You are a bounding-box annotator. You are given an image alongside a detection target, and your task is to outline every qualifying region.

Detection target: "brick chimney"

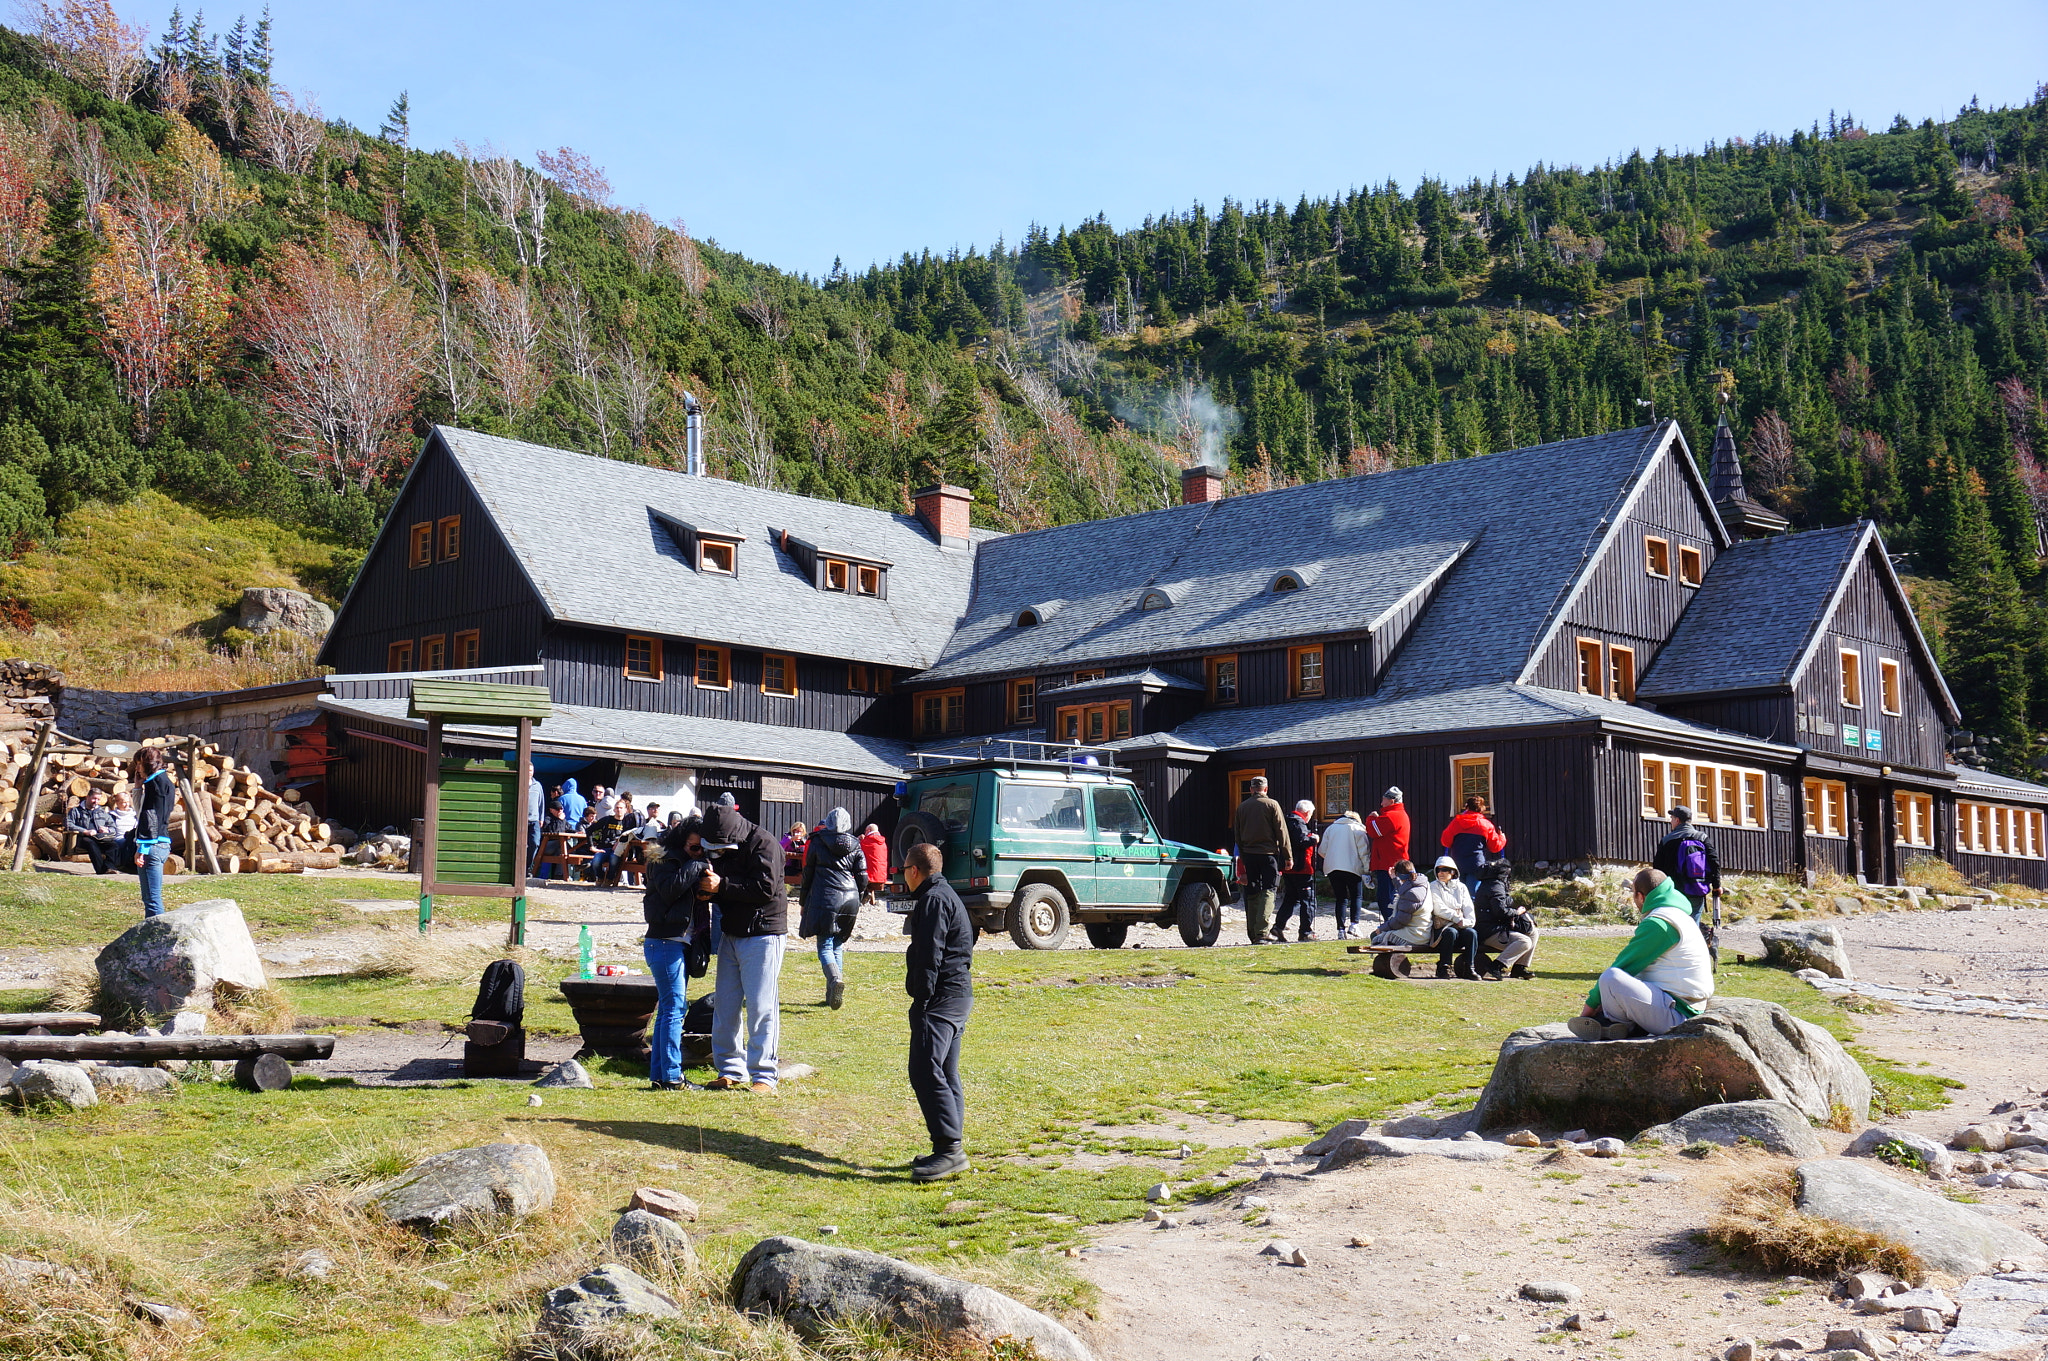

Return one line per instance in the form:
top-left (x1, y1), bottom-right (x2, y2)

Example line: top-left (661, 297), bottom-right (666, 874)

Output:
top-left (1181, 465), bottom-right (1225, 505)
top-left (913, 484), bottom-right (973, 547)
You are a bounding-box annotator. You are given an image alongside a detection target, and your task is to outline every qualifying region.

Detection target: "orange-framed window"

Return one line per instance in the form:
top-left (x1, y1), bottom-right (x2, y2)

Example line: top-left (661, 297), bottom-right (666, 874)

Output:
top-left (1894, 792), bottom-right (1933, 848)
top-left (1451, 754), bottom-right (1493, 814)
top-left (1313, 763), bottom-right (1353, 820)
top-left (453, 630), bottom-right (480, 669)
top-left (694, 645), bottom-right (729, 689)
top-left (849, 663), bottom-right (868, 692)
top-left (1009, 677), bottom-right (1036, 725)
top-left (1609, 646), bottom-right (1636, 702)
top-left (1641, 757), bottom-right (1664, 818)
top-left (823, 559), bottom-right (849, 591)
top-left (1056, 702), bottom-right (1129, 745)
top-left (437, 515), bottom-right (461, 561)
top-left (1207, 655), bottom-right (1239, 705)
top-left (1803, 778), bottom-right (1847, 837)
top-left (419, 634), bottom-right (446, 671)
top-left (1290, 645), bottom-right (1325, 698)
top-left (387, 639), bottom-right (414, 671)
top-left (408, 522), bottom-right (433, 569)
top-left (1644, 536), bottom-right (1670, 579)
top-left (871, 666), bottom-right (891, 693)
top-left (1227, 768), bottom-right (1266, 822)
top-left (1646, 757), bottom-right (1766, 828)
top-left (1576, 639), bottom-right (1603, 696)
top-left (624, 635), bottom-right (663, 681)
top-left (1677, 544), bottom-right (1702, 587)
top-left (856, 564), bottom-right (881, 596)
top-left (1879, 658), bottom-right (1901, 715)
top-left (1073, 669), bottom-right (1105, 684)
top-left (699, 539), bottom-right (737, 575)
top-left (1839, 649), bottom-right (1862, 708)
top-left (919, 689), bottom-right (966, 737)
top-left (1742, 773), bottom-right (1764, 828)
top-left (762, 653), bottom-right (798, 697)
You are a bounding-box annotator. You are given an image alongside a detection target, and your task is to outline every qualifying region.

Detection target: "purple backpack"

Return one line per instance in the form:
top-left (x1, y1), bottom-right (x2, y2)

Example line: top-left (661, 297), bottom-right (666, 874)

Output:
top-left (1675, 838), bottom-right (1711, 897)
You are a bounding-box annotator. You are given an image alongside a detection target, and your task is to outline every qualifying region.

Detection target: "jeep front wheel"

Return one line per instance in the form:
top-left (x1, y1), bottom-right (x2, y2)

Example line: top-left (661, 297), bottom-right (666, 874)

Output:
top-left (1083, 922), bottom-right (1129, 950)
top-left (1008, 884), bottom-right (1070, 950)
top-left (1175, 880), bottom-right (1222, 948)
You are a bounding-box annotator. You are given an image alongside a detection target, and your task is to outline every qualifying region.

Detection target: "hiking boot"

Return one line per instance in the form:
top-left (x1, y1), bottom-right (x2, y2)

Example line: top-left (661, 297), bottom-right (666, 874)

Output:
top-left (1567, 1016), bottom-right (1604, 1041)
top-left (1435, 961), bottom-right (1453, 979)
top-left (647, 1080), bottom-right (682, 1091)
top-left (749, 1080), bottom-right (779, 1095)
top-left (911, 1148), bottom-right (969, 1182)
top-left (1600, 1021), bottom-right (1639, 1041)
top-left (1510, 964), bottom-right (1533, 980)
top-left (1298, 932), bottom-right (1315, 942)
top-left (826, 979), bottom-right (844, 1010)
top-left (1479, 962), bottom-right (1505, 982)
top-left (705, 1076), bottom-right (743, 1091)
top-left (1454, 959), bottom-right (1479, 981)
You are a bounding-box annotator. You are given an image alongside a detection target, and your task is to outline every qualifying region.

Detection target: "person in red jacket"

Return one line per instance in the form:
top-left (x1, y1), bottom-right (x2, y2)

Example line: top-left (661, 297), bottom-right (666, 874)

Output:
top-left (1364, 787), bottom-right (1411, 917)
top-left (1440, 796), bottom-right (1508, 897)
top-left (1274, 800), bottom-right (1321, 941)
top-left (859, 823), bottom-right (890, 905)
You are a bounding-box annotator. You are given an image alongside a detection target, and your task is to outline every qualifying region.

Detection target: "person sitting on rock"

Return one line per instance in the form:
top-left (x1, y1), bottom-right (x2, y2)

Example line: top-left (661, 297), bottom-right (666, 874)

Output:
top-left (1472, 859), bottom-right (1537, 980)
top-left (1571, 867), bottom-right (1714, 1040)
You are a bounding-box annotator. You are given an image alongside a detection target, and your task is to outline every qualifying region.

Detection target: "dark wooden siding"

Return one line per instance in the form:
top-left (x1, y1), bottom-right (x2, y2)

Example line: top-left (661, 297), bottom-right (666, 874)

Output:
top-left (325, 714), bottom-right (428, 831)
top-left (328, 669), bottom-right (544, 699)
top-left (1790, 546), bottom-right (1949, 774)
top-left (1596, 739), bottom-right (1798, 871)
top-left (766, 775), bottom-right (900, 847)
top-left (322, 437), bottom-right (548, 674)
top-left (1953, 850), bottom-right (2048, 889)
top-left (541, 625), bottom-right (895, 734)
top-left (1656, 696), bottom-right (1799, 747)
top-left (1532, 447), bottom-right (1721, 691)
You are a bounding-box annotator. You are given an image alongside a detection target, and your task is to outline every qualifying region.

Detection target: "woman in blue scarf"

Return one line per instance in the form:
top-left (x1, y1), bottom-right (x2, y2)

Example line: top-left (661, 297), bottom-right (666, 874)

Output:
top-left (128, 747), bottom-right (177, 917)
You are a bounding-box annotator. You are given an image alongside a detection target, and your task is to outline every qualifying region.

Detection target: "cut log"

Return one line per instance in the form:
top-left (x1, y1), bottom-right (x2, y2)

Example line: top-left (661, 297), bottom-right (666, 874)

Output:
top-left (0, 1013), bottom-right (99, 1035)
top-left (235, 1053), bottom-right (294, 1091)
top-left (30, 827), bottom-right (61, 858)
top-left (281, 788), bottom-right (302, 803)
top-left (65, 776), bottom-right (90, 798)
top-left (0, 1034), bottom-right (333, 1061)
top-left (257, 858), bottom-right (304, 874)
top-left (220, 855), bottom-right (241, 874)
top-left (265, 850), bottom-right (340, 870)
top-left (165, 854), bottom-right (185, 875)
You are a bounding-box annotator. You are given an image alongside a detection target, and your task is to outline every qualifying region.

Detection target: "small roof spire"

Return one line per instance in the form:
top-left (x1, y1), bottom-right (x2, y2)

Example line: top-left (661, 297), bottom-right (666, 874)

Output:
top-left (1707, 397), bottom-right (1789, 540)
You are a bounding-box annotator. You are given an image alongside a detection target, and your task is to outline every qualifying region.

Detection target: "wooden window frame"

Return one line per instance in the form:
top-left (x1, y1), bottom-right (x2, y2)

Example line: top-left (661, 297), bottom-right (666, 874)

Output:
top-left (855, 564), bottom-right (881, 596)
top-left (1803, 777), bottom-right (1847, 838)
top-left (1838, 648), bottom-right (1862, 709)
top-left (453, 630), bottom-right (480, 669)
top-left (1717, 768), bottom-right (1739, 825)
top-left (1289, 644), bottom-right (1325, 698)
top-left (1879, 658), bottom-right (1901, 716)
top-left (1009, 677), bottom-right (1037, 726)
top-left (419, 634), bottom-right (446, 672)
top-left (1640, 758), bottom-right (1665, 819)
top-left (1227, 768), bottom-right (1266, 824)
top-left (408, 522), bottom-right (433, 569)
top-left (1742, 773), bottom-right (1764, 828)
top-left (873, 666), bottom-right (892, 694)
top-left (761, 652), bottom-right (798, 698)
top-left (1644, 535), bottom-right (1670, 579)
top-left (693, 644), bottom-right (729, 690)
top-left (1576, 638), bottom-right (1603, 696)
top-left (849, 663), bottom-right (868, 693)
top-left (1313, 762), bottom-right (1354, 820)
top-left (1894, 791), bottom-right (1934, 848)
top-left (387, 639), bottom-right (414, 671)
top-left (1073, 669), bottom-right (1106, 684)
top-left (1677, 544), bottom-right (1702, 587)
top-left (624, 635), bottom-right (663, 682)
top-left (698, 538), bottom-right (737, 575)
top-left (919, 688), bottom-right (966, 738)
top-left (1956, 800), bottom-right (2044, 858)
top-left (1609, 645), bottom-right (1636, 702)
top-left (1207, 655), bottom-right (1239, 705)
top-left (823, 559), bottom-right (849, 592)
top-left (1057, 701), bottom-right (1130, 745)
top-left (1450, 753), bottom-right (1493, 815)
top-left (437, 515), bottom-right (461, 562)
top-left (1648, 757), bottom-right (1769, 829)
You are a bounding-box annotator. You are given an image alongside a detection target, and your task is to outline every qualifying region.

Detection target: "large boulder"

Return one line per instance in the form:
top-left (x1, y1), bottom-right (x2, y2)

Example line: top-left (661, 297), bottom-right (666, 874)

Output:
top-left (1760, 924), bottom-right (1854, 979)
top-left (95, 900), bottom-right (266, 1020)
top-left (8, 1060), bottom-right (97, 1110)
top-left (238, 587), bottom-right (335, 639)
top-left (369, 1143), bottom-right (556, 1233)
top-left (1469, 998), bottom-right (1871, 1135)
top-left (1795, 1160), bottom-right (2048, 1278)
top-left (541, 1263), bottom-right (679, 1351)
top-left (731, 1236), bottom-right (1093, 1361)
top-left (1638, 1100), bottom-right (1826, 1158)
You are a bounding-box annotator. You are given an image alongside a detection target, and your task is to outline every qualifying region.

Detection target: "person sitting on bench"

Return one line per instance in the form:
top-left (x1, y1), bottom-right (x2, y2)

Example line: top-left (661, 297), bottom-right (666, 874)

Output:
top-left (66, 790), bottom-right (122, 874)
top-left (1372, 857), bottom-right (1481, 979)
top-left (1369, 859), bottom-right (1429, 952)
top-left (1570, 867), bottom-right (1715, 1040)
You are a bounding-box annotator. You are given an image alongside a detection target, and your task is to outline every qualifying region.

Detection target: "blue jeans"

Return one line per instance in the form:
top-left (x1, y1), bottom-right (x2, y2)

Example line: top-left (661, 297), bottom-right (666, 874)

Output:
top-left (1327, 871), bottom-right (1364, 929)
top-left (1373, 869), bottom-right (1398, 912)
top-left (713, 932), bottom-right (785, 1085)
top-left (642, 936), bottom-right (689, 1084)
top-left (816, 912), bottom-right (856, 984)
top-left (138, 842), bottom-right (168, 917)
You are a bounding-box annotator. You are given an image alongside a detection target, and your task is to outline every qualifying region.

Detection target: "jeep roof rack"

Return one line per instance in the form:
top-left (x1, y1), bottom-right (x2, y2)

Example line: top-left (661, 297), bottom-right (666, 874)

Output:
top-left (903, 738), bottom-right (1130, 775)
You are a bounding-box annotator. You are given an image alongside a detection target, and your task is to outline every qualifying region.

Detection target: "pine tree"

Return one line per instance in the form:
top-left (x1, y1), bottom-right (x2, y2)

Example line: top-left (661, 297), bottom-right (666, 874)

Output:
top-left (1944, 471), bottom-right (2039, 774)
top-left (0, 187), bottom-right (101, 370)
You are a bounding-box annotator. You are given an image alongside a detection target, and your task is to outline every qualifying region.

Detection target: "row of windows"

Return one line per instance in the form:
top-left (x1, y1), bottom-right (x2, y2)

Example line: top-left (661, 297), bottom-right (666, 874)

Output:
top-left (1228, 757), bottom-right (1479, 825)
top-left (619, 635), bottom-right (892, 699)
top-left (1643, 535), bottom-right (1703, 586)
top-left (408, 516), bottom-right (462, 568)
top-left (1894, 792), bottom-right (1935, 848)
top-left (1642, 758), bottom-right (1767, 828)
top-left (1838, 650), bottom-right (1903, 715)
top-left (1803, 778), bottom-right (1849, 838)
top-left (1576, 638), bottom-right (1638, 702)
top-left (1957, 800), bottom-right (2045, 858)
top-left (822, 558), bottom-right (884, 595)
top-left (388, 631), bottom-right (480, 672)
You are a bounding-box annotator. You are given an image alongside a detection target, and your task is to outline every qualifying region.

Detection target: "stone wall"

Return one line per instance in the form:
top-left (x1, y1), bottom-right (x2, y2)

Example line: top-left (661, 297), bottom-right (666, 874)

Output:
top-left (130, 689), bottom-right (322, 774)
top-left (58, 688), bottom-right (212, 741)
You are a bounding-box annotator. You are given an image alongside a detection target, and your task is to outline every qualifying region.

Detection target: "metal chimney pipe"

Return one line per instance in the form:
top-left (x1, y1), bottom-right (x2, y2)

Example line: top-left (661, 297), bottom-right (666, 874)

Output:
top-left (683, 392), bottom-right (703, 476)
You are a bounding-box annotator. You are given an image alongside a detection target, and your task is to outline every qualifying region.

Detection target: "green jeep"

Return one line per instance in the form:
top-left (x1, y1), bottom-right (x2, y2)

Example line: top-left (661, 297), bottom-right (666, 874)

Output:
top-left (890, 756), bottom-right (1232, 950)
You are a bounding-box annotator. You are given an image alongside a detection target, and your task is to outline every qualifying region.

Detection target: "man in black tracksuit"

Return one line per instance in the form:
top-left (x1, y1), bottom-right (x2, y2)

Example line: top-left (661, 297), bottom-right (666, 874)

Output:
top-left (902, 841), bottom-right (973, 1182)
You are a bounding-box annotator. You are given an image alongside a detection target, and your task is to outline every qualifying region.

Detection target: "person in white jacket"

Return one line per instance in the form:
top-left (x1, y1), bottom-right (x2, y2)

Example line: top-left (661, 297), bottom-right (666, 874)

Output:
top-left (1318, 809), bottom-right (1368, 938)
top-left (1422, 854), bottom-right (1480, 980)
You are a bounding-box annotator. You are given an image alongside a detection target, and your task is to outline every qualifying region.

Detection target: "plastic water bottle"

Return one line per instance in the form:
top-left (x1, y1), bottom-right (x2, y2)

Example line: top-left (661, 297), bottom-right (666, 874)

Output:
top-left (577, 924), bottom-right (594, 980)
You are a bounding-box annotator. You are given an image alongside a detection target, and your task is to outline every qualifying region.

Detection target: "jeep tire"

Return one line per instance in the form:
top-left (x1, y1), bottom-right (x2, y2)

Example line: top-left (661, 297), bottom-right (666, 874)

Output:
top-left (1083, 922), bottom-right (1129, 950)
top-left (892, 812), bottom-right (946, 869)
top-left (1175, 879), bottom-right (1222, 948)
top-left (1008, 883), bottom-right (1070, 951)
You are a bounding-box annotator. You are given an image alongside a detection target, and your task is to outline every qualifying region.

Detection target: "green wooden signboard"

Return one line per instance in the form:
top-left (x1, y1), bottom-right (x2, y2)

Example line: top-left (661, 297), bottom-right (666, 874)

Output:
top-left (411, 682), bottom-right (551, 944)
top-left (435, 757), bottom-right (519, 885)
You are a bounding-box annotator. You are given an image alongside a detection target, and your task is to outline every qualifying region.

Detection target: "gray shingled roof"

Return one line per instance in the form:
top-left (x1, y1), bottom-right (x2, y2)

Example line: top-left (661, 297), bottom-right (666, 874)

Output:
top-left (427, 427), bottom-right (989, 671)
top-left (918, 424), bottom-right (1671, 691)
top-left (1042, 667), bottom-right (1204, 697)
top-left (1950, 763), bottom-right (2048, 802)
top-left (1636, 524), bottom-right (1865, 699)
top-left (1171, 682), bottom-right (1794, 758)
top-left (320, 695), bottom-right (912, 780)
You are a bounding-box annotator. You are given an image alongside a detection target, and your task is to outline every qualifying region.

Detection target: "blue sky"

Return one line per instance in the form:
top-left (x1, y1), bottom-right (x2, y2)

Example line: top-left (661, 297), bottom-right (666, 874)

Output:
top-left (115, 0), bottom-right (2048, 277)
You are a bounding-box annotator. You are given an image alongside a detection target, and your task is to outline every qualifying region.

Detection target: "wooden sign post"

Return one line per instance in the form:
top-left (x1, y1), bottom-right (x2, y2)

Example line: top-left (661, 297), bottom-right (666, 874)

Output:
top-left (409, 680), bottom-right (552, 944)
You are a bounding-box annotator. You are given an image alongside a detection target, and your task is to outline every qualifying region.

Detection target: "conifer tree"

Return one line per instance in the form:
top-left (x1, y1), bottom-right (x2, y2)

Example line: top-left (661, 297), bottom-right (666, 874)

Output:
top-left (1944, 466), bottom-right (2039, 774)
top-left (0, 186), bottom-right (100, 369)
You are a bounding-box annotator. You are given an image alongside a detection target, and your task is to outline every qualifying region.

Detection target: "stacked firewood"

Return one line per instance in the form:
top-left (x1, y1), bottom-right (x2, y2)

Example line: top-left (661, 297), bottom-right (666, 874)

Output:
top-left (1, 731), bottom-right (343, 875)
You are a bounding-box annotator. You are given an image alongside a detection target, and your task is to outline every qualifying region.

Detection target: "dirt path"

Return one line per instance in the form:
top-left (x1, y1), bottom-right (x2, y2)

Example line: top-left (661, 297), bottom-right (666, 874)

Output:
top-left (1071, 908), bottom-right (2048, 1361)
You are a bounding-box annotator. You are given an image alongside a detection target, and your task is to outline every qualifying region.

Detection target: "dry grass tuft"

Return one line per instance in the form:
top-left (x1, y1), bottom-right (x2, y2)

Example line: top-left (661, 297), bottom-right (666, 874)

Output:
top-left (210, 981), bottom-right (297, 1034)
top-left (351, 937), bottom-right (536, 985)
top-left (0, 1188), bottom-right (205, 1360)
top-left (44, 961), bottom-right (101, 1015)
top-left (1707, 1168), bottom-right (1923, 1281)
top-left (1900, 857), bottom-right (1972, 895)
top-left (1538, 1146), bottom-right (1588, 1166)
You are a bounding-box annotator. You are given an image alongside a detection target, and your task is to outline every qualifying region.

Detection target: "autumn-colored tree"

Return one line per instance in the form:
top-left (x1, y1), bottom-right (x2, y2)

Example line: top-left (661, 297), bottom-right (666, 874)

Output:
top-left (154, 116), bottom-right (259, 222)
top-left (660, 219), bottom-right (709, 296)
top-left (244, 221), bottom-right (431, 490)
top-left (971, 387), bottom-right (1043, 527)
top-left (1746, 408), bottom-right (1801, 499)
top-left (535, 147), bottom-right (611, 212)
top-left (87, 190), bottom-right (231, 436)
top-left (462, 268), bottom-right (546, 414)
top-left (246, 87), bottom-right (325, 175)
top-left (27, 0), bottom-right (148, 103)
top-left (865, 368), bottom-right (922, 452)
top-left (0, 136), bottom-right (48, 285)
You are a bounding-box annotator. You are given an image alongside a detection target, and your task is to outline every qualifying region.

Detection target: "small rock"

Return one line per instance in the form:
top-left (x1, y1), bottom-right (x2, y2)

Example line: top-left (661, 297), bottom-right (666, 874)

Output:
top-left (1258, 1240), bottom-right (1295, 1257)
top-left (1347, 1235), bottom-right (1373, 1248)
top-left (128, 1299), bottom-right (199, 1330)
top-left (1242, 1197), bottom-right (1270, 1210)
top-left (1842, 1270), bottom-right (1900, 1299)
top-left (1176, 1144), bottom-right (1191, 1159)
top-left (540, 1263), bottom-right (680, 1334)
top-left (1726, 1341), bottom-right (1755, 1361)
top-left (820, 1226), bottom-right (839, 1236)
top-left (1898, 1308), bottom-right (1944, 1333)
top-left (1521, 1280), bottom-right (1583, 1304)
top-left (9, 1060), bottom-right (97, 1110)
top-left (1765, 1339), bottom-right (1811, 1353)
top-left (419, 1277), bottom-right (451, 1292)
top-left (1644, 1173), bottom-right (1685, 1184)
top-left (1561, 1129), bottom-right (1590, 1143)
top-left (2006, 1170), bottom-right (2048, 1190)
top-left (629, 1187), bottom-right (700, 1223)
top-left (286, 1249), bottom-right (333, 1280)
top-left (1953, 1124), bottom-right (2009, 1153)
top-left (1992, 1101), bottom-right (2019, 1115)
top-left (1588, 1137), bottom-right (1625, 1157)
top-left (1844, 1126), bottom-right (1956, 1180)
top-left (1145, 1182), bottom-right (1172, 1203)
top-left (1287, 1248), bottom-right (1307, 1267)
top-left (1142, 1208), bottom-right (1163, 1223)
top-left (1459, 1131), bottom-right (1483, 1142)
top-left (0, 1255), bottom-right (83, 1285)
top-left (533, 1060), bottom-right (593, 1089)
top-left (1561, 1312), bottom-right (1584, 1331)
top-left (1504, 1130), bottom-right (1541, 1147)
top-left (1158, 1216), bottom-right (1180, 1230)
top-left (526, 1094), bottom-right (543, 1107)
top-left (371, 1142), bottom-right (556, 1232)
top-left (609, 1209), bottom-right (696, 1270)
top-left (1824, 1325), bottom-right (1898, 1358)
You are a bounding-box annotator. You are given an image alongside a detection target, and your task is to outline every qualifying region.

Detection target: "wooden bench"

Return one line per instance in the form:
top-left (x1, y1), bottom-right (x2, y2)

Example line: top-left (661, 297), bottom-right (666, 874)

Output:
top-left (1347, 943), bottom-right (1420, 979)
top-left (0, 1012), bottom-right (101, 1035)
top-left (0, 1033), bottom-right (335, 1091)
top-left (534, 830), bottom-right (591, 881)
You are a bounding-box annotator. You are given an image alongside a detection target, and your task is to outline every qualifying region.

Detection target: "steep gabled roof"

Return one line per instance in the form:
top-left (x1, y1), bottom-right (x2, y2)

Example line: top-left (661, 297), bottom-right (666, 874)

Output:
top-left (381, 428), bottom-right (991, 671)
top-left (919, 422), bottom-right (1675, 691)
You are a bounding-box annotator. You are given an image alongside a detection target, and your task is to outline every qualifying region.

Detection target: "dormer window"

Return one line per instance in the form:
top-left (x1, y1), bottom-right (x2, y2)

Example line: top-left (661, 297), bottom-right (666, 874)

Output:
top-left (1273, 574), bottom-right (1301, 592)
top-left (1016, 609), bottom-right (1041, 628)
top-left (1139, 588), bottom-right (1174, 611)
top-left (699, 539), bottom-right (737, 575)
top-left (824, 560), bottom-right (849, 591)
top-left (856, 565), bottom-right (881, 596)
top-left (1268, 566), bottom-right (1317, 594)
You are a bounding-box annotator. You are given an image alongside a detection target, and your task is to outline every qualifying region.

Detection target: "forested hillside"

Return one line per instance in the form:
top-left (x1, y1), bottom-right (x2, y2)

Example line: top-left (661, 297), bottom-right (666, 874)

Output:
top-left (0, 3), bottom-right (2044, 769)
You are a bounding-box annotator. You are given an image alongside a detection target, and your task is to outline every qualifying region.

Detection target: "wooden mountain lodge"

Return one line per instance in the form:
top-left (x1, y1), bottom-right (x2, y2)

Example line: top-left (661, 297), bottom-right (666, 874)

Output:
top-left (137, 420), bottom-right (2048, 889)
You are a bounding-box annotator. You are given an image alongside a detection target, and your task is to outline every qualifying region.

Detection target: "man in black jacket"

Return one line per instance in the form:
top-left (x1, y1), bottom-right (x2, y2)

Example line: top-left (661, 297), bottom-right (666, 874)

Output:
top-left (903, 841), bottom-right (973, 1182)
top-left (701, 798), bottom-right (788, 1093)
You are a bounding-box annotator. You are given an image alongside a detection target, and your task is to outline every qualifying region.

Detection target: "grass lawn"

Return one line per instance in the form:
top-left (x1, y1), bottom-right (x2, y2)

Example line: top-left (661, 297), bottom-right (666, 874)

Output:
top-left (0, 934), bottom-right (1932, 1360)
top-left (0, 871), bottom-right (422, 950)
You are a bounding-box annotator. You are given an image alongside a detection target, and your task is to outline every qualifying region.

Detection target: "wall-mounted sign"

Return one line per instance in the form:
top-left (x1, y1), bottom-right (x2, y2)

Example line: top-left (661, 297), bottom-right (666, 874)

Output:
top-left (1864, 728), bottom-right (1882, 753)
top-left (1843, 724), bottom-right (1862, 749)
top-left (760, 776), bottom-right (805, 804)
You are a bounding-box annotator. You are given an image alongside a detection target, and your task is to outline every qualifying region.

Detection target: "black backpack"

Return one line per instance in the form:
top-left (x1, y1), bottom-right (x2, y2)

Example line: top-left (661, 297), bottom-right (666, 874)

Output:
top-left (470, 959), bottom-right (525, 1026)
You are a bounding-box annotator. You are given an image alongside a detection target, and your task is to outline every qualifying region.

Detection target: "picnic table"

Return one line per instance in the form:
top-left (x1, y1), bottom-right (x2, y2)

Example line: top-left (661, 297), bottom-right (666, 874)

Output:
top-left (534, 829), bottom-right (590, 880)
